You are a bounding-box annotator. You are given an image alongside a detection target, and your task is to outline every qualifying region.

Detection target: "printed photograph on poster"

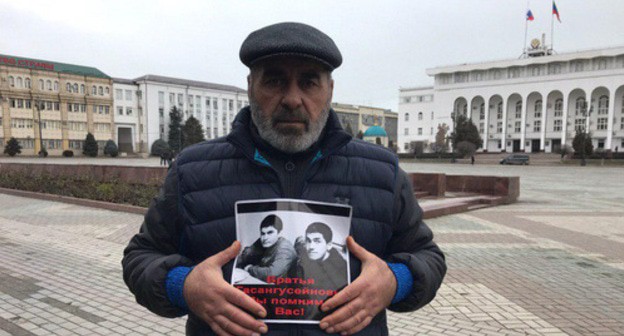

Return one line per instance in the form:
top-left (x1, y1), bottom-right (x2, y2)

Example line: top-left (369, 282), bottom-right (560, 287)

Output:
top-left (232, 199), bottom-right (352, 323)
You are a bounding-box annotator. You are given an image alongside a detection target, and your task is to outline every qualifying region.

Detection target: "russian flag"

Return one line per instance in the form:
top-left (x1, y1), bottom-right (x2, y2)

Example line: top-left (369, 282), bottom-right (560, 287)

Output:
top-left (553, 1), bottom-right (561, 22)
top-left (526, 9), bottom-right (534, 21)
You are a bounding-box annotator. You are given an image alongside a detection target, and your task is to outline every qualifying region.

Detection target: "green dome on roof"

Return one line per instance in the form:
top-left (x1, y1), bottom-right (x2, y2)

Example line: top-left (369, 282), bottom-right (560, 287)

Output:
top-left (363, 125), bottom-right (387, 137)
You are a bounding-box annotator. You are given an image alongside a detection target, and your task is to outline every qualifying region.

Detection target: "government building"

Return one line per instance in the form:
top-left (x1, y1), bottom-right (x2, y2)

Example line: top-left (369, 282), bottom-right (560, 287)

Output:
top-left (0, 54), bottom-right (114, 155)
top-left (399, 44), bottom-right (624, 154)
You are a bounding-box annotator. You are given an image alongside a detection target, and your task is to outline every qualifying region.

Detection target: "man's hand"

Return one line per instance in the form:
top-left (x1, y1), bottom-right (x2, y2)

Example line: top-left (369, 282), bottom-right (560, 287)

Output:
top-left (184, 241), bottom-right (268, 336)
top-left (319, 236), bottom-right (397, 335)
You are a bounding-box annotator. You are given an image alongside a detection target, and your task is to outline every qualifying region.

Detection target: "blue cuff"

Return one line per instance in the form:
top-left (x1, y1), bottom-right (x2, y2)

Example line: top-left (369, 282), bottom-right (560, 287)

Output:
top-left (166, 266), bottom-right (193, 311)
top-left (386, 262), bottom-right (414, 304)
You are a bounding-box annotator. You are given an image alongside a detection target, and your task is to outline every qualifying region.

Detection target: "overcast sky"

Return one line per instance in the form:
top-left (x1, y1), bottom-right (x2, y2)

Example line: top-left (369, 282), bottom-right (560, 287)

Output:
top-left (2, 0), bottom-right (623, 111)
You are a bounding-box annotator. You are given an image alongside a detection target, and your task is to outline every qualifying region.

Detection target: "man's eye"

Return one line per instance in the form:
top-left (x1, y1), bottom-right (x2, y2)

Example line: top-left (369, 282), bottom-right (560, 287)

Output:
top-left (265, 78), bottom-right (283, 86)
top-left (301, 80), bottom-right (318, 89)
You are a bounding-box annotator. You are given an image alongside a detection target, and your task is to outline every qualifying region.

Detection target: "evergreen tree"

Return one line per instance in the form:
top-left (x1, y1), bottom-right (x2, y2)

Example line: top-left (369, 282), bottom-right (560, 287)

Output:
top-left (433, 123), bottom-right (449, 154)
top-left (83, 132), bottom-right (99, 157)
top-left (104, 140), bottom-right (119, 157)
top-left (450, 115), bottom-right (482, 151)
top-left (4, 137), bottom-right (22, 157)
top-left (168, 106), bottom-right (183, 153)
top-left (181, 116), bottom-right (205, 148)
top-left (151, 139), bottom-right (170, 156)
top-left (344, 122), bottom-right (354, 137)
top-left (572, 129), bottom-right (593, 157)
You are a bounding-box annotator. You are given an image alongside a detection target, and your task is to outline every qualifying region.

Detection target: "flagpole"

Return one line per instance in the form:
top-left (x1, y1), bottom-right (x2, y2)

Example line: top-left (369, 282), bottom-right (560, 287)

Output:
top-left (523, 2), bottom-right (529, 57)
top-left (551, 1), bottom-right (555, 51)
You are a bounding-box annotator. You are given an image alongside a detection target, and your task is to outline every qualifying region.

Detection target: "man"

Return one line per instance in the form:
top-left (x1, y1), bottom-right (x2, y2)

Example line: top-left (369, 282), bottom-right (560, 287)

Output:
top-left (297, 222), bottom-right (348, 290)
top-left (123, 22), bottom-right (446, 336)
top-left (235, 215), bottom-right (297, 282)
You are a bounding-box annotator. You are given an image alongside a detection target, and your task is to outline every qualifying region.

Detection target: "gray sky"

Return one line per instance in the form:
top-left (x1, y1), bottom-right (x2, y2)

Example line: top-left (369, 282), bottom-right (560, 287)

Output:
top-left (2, 0), bottom-right (623, 111)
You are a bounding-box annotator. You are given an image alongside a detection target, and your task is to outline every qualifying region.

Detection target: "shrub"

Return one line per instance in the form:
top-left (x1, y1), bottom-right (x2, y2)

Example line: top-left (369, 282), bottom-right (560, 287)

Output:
top-left (151, 139), bottom-right (170, 156)
top-left (62, 150), bottom-right (74, 157)
top-left (455, 141), bottom-right (477, 158)
top-left (4, 137), bottom-right (22, 157)
top-left (104, 140), bottom-right (119, 157)
top-left (83, 133), bottom-right (98, 157)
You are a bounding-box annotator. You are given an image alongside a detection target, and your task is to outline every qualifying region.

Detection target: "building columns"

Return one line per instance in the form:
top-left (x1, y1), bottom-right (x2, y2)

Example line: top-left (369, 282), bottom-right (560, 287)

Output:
top-left (540, 92), bottom-right (548, 151)
top-left (520, 95), bottom-right (528, 151)
top-left (606, 87), bottom-right (616, 150)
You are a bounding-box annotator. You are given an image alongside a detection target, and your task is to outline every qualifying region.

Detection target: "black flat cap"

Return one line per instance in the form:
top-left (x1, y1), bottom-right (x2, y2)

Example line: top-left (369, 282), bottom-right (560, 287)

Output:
top-left (240, 22), bottom-right (342, 70)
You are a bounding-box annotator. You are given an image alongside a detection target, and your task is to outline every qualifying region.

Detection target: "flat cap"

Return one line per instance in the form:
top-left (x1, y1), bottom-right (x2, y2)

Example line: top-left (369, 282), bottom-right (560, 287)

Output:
top-left (240, 22), bottom-right (342, 70)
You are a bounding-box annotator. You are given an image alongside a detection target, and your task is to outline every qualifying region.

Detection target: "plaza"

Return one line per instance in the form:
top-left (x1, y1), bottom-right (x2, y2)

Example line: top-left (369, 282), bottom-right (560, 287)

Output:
top-left (1, 160), bottom-right (623, 335)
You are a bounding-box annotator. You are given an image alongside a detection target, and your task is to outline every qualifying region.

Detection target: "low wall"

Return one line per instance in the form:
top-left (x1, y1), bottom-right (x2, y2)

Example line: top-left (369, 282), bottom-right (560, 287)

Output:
top-left (0, 163), bottom-right (167, 186)
top-left (409, 172), bottom-right (519, 204)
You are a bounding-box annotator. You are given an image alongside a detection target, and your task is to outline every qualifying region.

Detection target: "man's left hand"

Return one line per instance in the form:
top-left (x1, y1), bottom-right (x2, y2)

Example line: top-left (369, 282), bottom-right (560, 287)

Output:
top-left (319, 236), bottom-right (397, 335)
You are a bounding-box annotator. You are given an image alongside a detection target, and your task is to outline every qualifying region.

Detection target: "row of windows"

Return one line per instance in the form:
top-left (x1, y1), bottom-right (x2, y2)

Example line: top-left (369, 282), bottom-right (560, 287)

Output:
top-left (401, 94), bottom-right (434, 104)
top-left (1, 139), bottom-right (122, 150)
top-left (7, 76), bottom-right (110, 96)
top-left (405, 111), bottom-right (435, 122)
top-left (116, 89), bottom-right (138, 101)
top-left (158, 91), bottom-right (247, 112)
top-left (438, 56), bottom-right (624, 84)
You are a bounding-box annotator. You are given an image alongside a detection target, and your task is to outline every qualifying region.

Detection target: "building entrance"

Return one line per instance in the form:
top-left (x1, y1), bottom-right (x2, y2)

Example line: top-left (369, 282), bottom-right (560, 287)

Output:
top-left (513, 140), bottom-right (521, 152)
top-left (551, 139), bottom-right (561, 153)
top-left (118, 127), bottom-right (133, 153)
top-left (531, 139), bottom-right (541, 152)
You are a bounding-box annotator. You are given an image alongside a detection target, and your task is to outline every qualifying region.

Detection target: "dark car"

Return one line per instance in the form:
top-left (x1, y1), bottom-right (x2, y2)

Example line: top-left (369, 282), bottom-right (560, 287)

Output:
top-left (500, 154), bottom-right (530, 165)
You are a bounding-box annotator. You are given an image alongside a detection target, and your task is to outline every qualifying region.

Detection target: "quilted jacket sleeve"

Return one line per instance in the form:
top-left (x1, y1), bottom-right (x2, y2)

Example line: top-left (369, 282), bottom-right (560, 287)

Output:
top-left (385, 168), bottom-right (447, 312)
top-left (121, 163), bottom-right (194, 317)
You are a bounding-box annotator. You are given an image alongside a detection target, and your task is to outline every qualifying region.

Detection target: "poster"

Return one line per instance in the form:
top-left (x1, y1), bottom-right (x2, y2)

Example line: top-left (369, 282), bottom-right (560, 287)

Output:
top-left (232, 199), bottom-right (352, 323)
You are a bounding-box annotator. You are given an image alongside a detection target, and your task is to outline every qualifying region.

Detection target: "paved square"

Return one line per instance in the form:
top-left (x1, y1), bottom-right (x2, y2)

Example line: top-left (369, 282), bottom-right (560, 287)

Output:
top-left (1, 161), bottom-right (623, 335)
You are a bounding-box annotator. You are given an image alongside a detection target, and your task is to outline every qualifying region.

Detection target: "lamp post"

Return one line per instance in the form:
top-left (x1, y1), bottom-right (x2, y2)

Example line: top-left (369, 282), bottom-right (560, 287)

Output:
top-left (34, 99), bottom-right (46, 157)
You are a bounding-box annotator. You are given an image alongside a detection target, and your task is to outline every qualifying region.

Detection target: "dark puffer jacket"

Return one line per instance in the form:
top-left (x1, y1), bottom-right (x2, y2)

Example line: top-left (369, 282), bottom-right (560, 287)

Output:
top-left (122, 107), bottom-right (446, 335)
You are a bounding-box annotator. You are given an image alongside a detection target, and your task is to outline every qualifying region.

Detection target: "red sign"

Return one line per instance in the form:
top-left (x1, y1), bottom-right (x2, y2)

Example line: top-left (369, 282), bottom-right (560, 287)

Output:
top-left (0, 56), bottom-right (55, 71)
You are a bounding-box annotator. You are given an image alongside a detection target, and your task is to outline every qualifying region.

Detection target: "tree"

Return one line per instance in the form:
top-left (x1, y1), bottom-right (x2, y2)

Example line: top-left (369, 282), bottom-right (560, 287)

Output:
top-left (450, 115), bottom-right (482, 151)
top-left (151, 139), bottom-right (170, 156)
top-left (83, 132), bottom-right (98, 157)
top-left (182, 116), bottom-right (205, 148)
top-left (168, 106), bottom-right (183, 153)
top-left (573, 129), bottom-right (593, 157)
top-left (104, 140), bottom-right (119, 157)
top-left (432, 123), bottom-right (449, 154)
top-left (344, 122), bottom-right (354, 137)
top-left (4, 137), bottom-right (22, 157)
top-left (456, 141), bottom-right (477, 158)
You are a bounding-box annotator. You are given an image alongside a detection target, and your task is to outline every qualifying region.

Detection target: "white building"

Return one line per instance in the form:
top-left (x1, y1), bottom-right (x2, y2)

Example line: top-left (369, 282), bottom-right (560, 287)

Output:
top-left (399, 45), bottom-right (624, 154)
top-left (113, 75), bottom-right (247, 153)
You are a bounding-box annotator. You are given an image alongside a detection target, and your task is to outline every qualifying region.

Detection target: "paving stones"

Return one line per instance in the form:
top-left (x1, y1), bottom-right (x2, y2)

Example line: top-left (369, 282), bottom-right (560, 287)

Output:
top-left (1, 163), bottom-right (624, 335)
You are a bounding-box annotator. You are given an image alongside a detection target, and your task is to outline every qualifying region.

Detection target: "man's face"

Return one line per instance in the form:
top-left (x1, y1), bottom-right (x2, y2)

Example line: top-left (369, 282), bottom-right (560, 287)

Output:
top-left (260, 226), bottom-right (279, 248)
top-left (248, 57), bottom-right (334, 153)
top-left (305, 232), bottom-right (331, 261)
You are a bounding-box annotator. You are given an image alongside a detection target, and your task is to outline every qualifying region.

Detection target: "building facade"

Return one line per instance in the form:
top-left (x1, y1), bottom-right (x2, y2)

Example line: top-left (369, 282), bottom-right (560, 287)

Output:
top-left (115, 75), bottom-right (248, 154)
top-left (0, 54), bottom-right (114, 155)
top-left (332, 102), bottom-right (398, 150)
top-left (399, 46), bottom-right (624, 154)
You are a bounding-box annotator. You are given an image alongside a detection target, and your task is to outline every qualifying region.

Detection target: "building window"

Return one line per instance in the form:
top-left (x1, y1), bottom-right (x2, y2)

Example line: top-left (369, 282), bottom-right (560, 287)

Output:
top-left (554, 99), bottom-right (563, 117)
top-left (431, 111), bottom-right (434, 120)
top-left (92, 86), bottom-right (97, 95)
top-left (594, 58), bottom-right (607, 70)
top-left (534, 120), bottom-right (541, 132)
top-left (514, 121), bottom-right (521, 133)
top-left (575, 118), bottom-right (585, 132)
top-left (534, 100), bottom-right (542, 118)
top-left (497, 102), bottom-right (503, 119)
top-left (116, 89), bottom-right (123, 100)
top-left (25, 78), bottom-right (31, 88)
top-left (572, 61), bottom-right (584, 72)
top-left (126, 107), bottom-right (133, 116)
top-left (159, 108), bottom-right (164, 118)
top-left (417, 128), bottom-right (422, 135)
top-left (67, 83), bottom-right (72, 92)
top-left (117, 107), bottom-right (123, 115)
top-left (497, 121), bottom-right (502, 133)
top-left (405, 113), bottom-right (409, 121)
top-left (39, 79), bottom-right (44, 90)
top-left (621, 117), bottom-right (624, 130)
top-left (80, 84), bottom-right (85, 94)
top-left (598, 95), bottom-right (609, 115)
top-left (597, 118), bottom-right (608, 130)
top-left (530, 66), bottom-right (541, 76)
top-left (479, 122), bottom-right (484, 133)
top-left (73, 83), bottom-right (78, 93)
top-left (158, 91), bottom-right (165, 105)
top-left (178, 94), bottom-right (183, 105)
top-left (515, 101), bottom-right (522, 119)
top-left (493, 70), bottom-right (502, 79)
top-left (54, 81), bottom-right (58, 91)
top-left (548, 63), bottom-right (562, 74)
top-left (553, 119), bottom-right (562, 131)
top-left (508, 67), bottom-right (521, 78)
top-left (575, 97), bottom-right (586, 116)
top-left (418, 112), bottom-right (423, 120)
top-left (8, 76), bottom-right (14, 87)
top-left (404, 128), bottom-right (409, 135)
top-left (479, 103), bottom-right (485, 120)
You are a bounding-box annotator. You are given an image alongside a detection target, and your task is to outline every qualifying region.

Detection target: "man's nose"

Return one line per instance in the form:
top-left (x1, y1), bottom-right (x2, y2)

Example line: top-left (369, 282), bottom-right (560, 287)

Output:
top-left (280, 82), bottom-right (303, 110)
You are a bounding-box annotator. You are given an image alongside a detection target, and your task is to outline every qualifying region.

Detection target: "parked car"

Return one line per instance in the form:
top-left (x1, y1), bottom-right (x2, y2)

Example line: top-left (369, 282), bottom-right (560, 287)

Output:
top-left (500, 154), bottom-right (530, 165)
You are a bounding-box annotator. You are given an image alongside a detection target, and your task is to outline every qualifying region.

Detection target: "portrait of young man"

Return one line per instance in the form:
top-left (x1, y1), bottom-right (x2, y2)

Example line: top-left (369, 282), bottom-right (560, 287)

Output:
top-left (123, 21), bottom-right (446, 336)
top-left (296, 222), bottom-right (348, 290)
top-left (235, 214), bottom-right (297, 282)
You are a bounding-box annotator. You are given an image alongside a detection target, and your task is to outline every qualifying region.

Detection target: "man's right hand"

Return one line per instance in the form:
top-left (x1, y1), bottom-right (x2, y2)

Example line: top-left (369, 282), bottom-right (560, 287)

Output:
top-left (184, 241), bottom-right (268, 336)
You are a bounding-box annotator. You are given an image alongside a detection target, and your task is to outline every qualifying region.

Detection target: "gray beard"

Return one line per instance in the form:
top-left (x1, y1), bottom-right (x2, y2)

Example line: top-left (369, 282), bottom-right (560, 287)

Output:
top-left (250, 99), bottom-right (330, 154)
